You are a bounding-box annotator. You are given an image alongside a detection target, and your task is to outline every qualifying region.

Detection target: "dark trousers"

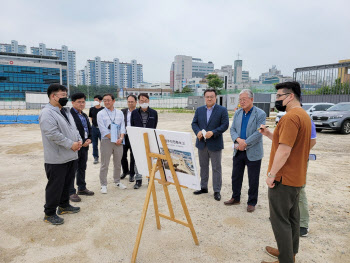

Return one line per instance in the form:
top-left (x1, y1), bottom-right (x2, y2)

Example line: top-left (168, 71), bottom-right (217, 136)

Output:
top-left (91, 126), bottom-right (101, 158)
top-left (70, 147), bottom-right (89, 195)
top-left (44, 160), bottom-right (77, 216)
top-left (269, 183), bottom-right (301, 263)
top-left (231, 151), bottom-right (261, 206)
top-left (121, 134), bottom-right (135, 175)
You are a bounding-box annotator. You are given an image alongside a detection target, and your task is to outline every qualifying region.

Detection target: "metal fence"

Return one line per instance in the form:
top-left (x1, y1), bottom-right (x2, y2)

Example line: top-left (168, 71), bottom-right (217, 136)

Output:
top-left (294, 61), bottom-right (350, 96)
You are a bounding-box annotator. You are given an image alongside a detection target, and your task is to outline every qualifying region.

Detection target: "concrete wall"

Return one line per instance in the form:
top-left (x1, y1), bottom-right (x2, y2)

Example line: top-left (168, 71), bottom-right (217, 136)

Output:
top-left (0, 101), bottom-right (26, 109)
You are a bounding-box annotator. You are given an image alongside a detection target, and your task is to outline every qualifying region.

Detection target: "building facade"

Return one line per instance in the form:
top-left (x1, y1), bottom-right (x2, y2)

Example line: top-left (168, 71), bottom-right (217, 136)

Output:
top-left (31, 43), bottom-right (76, 86)
top-left (80, 57), bottom-right (143, 88)
top-left (0, 52), bottom-right (68, 100)
top-left (234, 59), bottom-right (242, 84)
top-left (0, 40), bottom-right (27, 54)
top-left (170, 55), bottom-right (214, 92)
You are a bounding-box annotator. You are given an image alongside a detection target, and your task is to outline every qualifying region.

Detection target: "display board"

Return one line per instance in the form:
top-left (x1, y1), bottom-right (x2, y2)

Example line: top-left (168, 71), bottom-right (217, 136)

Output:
top-left (127, 127), bottom-right (200, 190)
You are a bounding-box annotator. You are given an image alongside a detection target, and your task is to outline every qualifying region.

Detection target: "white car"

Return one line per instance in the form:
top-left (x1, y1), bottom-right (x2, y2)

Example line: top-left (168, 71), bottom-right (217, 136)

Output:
top-left (275, 102), bottom-right (334, 123)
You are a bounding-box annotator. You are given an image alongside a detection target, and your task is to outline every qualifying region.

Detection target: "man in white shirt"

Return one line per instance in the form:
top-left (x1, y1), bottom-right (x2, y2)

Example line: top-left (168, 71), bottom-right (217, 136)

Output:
top-left (121, 95), bottom-right (137, 182)
top-left (97, 93), bottom-right (126, 193)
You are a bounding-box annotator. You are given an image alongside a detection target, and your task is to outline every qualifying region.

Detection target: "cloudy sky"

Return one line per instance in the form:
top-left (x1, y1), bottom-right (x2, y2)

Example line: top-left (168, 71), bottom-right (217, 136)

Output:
top-left (1, 0), bottom-right (349, 82)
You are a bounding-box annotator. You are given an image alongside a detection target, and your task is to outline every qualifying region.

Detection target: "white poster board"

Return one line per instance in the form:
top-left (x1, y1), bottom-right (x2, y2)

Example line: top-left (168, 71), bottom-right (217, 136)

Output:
top-left (127, 127), bottom-right (200, 190)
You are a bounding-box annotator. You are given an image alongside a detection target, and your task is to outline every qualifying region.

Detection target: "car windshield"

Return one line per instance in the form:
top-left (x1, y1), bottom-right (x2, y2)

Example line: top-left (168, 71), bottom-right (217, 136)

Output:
top-left (328, 104), bottom-right (350, 111)
top-left (302, 105), bottom-right (312, 110)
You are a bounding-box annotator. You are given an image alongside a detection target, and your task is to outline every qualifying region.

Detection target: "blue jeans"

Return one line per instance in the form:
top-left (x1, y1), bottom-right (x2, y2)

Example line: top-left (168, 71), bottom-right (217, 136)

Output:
top-left (91, 126), bottom-right (101, 158)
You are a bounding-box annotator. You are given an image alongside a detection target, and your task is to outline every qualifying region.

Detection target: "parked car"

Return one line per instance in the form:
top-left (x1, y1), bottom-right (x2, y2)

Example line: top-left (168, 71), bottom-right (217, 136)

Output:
top-left (275, 103), bottom-right (334, 123)
top-left (311, 102), bottom-right (350, 134)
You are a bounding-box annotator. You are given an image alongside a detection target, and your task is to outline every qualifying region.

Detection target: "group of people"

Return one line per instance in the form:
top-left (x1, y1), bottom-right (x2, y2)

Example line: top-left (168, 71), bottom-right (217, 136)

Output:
top-left (191, 83), bottom-right (315, 263)
top-left (40, 81), bottom-right (315, 263)
top-left (39, 84), bottom-right (158, 225)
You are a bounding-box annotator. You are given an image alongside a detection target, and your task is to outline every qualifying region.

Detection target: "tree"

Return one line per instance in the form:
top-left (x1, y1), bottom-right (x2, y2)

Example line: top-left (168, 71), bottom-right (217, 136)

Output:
top-left (182, 86), bottom-right (192, 93)
top-left (69, 85), bottom-right (119, 99)
top-left (206, 74), bottom-right (224, 94)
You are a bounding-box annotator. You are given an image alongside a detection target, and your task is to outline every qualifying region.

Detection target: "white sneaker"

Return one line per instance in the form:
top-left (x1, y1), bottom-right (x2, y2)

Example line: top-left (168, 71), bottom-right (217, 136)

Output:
top-left (101, 186), bottom-right (107, 194)
top-left (115, 182), bottom-right (127, 190)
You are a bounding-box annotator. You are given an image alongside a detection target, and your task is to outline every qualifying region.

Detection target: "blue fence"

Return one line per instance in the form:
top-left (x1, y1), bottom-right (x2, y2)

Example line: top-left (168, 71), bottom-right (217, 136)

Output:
top-left (0, 115), bottom-right (39, 124)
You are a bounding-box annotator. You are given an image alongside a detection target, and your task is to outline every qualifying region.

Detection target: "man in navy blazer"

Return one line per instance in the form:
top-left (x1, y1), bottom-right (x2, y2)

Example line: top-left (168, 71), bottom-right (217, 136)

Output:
top-left (224, 89), bottom-right (266, 212)
top-left (191, 89), bottom-right (229, 201)
top-left (69, 93), bottom-right (95, 203)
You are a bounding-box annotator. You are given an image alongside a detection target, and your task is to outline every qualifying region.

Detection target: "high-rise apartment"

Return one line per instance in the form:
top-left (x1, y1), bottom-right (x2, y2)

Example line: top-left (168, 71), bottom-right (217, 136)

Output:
top-left (31, 43), bottom-right (76, 86)
top-left (0, 40), bottom-right (27, 54)
top-left (80, 57), bottom-right (143, 88)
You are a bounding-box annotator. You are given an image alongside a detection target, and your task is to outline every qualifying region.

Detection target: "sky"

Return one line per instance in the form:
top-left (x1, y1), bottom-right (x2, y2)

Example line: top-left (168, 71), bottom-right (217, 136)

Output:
top-left (1, 0), bottom-right (349, 83)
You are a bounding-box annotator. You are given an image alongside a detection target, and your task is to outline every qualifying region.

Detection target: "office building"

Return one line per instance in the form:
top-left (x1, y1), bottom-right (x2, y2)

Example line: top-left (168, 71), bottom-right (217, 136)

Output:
top-left (170, 55), bottom-right (214, 92)
top-left (80, 57), bottom-right (143, 88)
top-left (0, 40), bottom-right (27, 54)
top-left (234, 60), bottom-right (242, 84)
top-left (259, 65), bottom-right (282, 83)
top-left (31, 43), bottom-right (76, 86)
top-left (0, 52), bottom-right (68, 100)
top-left (242, 70), bottom-right (250, 83)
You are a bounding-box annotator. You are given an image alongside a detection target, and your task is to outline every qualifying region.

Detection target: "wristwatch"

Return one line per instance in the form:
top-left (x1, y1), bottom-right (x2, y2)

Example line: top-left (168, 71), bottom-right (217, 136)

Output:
top-left (267, 172), bottom-right (276, 178)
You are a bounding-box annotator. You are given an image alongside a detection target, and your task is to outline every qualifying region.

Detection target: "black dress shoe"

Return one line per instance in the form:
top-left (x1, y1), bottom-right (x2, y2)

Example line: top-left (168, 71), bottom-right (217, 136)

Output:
top-left (121, 172), bottom-right (129, 179)
top-left (129, 174), bottom-right (135, 182)
top-left (214, 192), bottom-right (221, 201)
top-left (134, 180), bottom-right (142, 189)
top-left (193, 189), bottom-right (208, 195)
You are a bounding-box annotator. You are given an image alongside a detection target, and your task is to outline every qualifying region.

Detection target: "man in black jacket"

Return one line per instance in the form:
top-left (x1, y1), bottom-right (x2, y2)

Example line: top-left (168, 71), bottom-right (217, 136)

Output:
top-left (121, 95), bottom-right (137, 182)
top-left (130, 93), bottom-right (158, 189)
top-left (69, 93), bottom-right (95, 202)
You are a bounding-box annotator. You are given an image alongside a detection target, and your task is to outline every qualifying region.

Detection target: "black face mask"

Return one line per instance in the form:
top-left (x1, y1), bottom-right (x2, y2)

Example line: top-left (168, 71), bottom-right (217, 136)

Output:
top-left (275, 99), bottom-right (286, 112)
top-left (58, 97), bottom-right (68, 107)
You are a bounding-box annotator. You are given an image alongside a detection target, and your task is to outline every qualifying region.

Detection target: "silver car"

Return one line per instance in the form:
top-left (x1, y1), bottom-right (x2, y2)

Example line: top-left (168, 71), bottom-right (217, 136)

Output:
top-left (275, 103), bottom-right (334, 123)
top-left (311, 102), bottom-right (350, 134)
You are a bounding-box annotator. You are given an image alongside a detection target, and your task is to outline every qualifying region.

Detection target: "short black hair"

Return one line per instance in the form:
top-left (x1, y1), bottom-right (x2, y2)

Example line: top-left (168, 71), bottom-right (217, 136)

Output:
top-left (127, 94), bottom-right (137, 101)
top-left (138, 93), bottom-right (149, 100)
top-left (71, 92), bottom-right (86, 102)
top-left (275, 81), bottom-right (301, 101)
top-left (94, 95), bottom-right (103, 100)
top-left (103, 93), bottom-right (115, 100)
top-left (204, 88), bottom-right (217, 96)
top-left (47, 83), bottom-right (68, 98)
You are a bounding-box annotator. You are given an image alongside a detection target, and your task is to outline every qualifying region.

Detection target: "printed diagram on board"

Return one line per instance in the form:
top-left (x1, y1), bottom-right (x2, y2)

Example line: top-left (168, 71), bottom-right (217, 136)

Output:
top-left (159, 148), bottom-right (195, 176)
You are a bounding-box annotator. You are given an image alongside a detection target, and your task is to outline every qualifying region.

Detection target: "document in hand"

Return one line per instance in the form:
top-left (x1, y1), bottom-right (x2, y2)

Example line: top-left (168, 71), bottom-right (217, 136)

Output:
top-left (111, 123), bottom-right (121, 143)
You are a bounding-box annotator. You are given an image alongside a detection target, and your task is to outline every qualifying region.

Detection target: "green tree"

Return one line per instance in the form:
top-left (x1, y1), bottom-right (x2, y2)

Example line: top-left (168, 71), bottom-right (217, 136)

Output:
top-left (206, 74), bottom-right (224, 94)
top-left (69, 85), bottom-right (119, 100)
top-left (182, 86), bottom-right (192, 93)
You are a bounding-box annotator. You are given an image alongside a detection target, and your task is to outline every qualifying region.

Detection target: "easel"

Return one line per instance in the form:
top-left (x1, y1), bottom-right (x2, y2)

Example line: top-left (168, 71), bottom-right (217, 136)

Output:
top-left (131, 133), bottom-right (199, 263)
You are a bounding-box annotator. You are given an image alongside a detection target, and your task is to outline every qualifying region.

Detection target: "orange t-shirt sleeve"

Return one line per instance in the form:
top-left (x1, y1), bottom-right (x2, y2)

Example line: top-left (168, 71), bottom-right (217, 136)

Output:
top-left (278, 116), bottom-right (300, 147)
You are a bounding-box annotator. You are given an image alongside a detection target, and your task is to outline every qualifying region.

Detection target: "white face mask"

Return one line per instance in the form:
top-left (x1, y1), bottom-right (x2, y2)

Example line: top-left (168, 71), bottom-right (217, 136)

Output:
top-left (93, 101), bottom-right (100, 106)
top-left (140, 103), bottom-right (149, 109)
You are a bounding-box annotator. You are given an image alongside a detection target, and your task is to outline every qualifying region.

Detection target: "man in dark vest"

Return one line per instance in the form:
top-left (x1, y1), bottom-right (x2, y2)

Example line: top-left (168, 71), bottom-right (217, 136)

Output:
top-left (130, 93), bottom-right (158, 189)
top-left (69, 92), bottom-right (95, 202)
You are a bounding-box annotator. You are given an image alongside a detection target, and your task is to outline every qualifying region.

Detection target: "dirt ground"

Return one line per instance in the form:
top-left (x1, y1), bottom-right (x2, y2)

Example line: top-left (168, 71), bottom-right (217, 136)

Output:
top-left (0, 112), bottom-right (349, 263)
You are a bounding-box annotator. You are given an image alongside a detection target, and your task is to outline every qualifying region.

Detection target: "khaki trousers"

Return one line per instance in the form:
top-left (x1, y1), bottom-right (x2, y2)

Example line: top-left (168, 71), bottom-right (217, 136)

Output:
top-left (99, 139), bottom-right (123, 186)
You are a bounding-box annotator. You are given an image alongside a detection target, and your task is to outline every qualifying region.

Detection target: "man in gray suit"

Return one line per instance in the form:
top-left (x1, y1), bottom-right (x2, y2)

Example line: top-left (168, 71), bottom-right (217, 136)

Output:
top-left (224, 89), bottom-right (266, 212)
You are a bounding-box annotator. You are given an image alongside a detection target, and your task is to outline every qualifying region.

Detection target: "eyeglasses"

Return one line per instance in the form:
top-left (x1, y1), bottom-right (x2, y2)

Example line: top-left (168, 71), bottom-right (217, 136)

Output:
top-left (276, 93), bottom-right (291, 99)
top-left (239, 98), bottom-right (251, 103)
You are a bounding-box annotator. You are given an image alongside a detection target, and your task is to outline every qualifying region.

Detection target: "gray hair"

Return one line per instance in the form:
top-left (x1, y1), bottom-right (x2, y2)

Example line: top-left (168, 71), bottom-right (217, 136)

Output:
top-left (239, 89), bottom-right (253, 98)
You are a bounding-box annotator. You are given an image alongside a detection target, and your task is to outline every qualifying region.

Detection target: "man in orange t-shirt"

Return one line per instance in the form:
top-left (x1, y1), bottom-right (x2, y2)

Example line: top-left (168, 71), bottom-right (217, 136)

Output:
top-left (259, 82), bottom-right (311, 263)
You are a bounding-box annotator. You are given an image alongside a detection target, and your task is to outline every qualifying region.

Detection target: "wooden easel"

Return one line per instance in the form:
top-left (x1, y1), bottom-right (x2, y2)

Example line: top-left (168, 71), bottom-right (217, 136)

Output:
top-left (131, 133), bottom-right (199, 263)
